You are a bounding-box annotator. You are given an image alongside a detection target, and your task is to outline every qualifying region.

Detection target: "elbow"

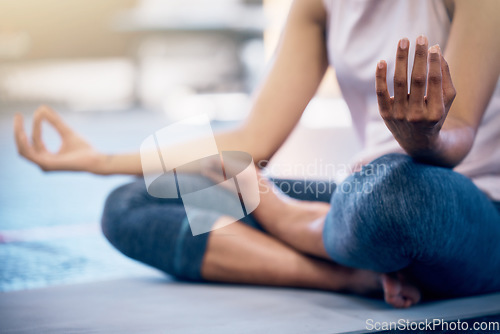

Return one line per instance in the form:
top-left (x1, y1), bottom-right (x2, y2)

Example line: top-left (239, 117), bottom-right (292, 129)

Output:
top-left (234, 127), bottom-right (275, 169)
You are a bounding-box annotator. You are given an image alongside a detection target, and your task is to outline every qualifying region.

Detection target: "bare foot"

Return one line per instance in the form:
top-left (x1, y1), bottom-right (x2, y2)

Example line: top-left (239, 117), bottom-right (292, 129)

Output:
top-left (381, 272), bottom-right (421, 308)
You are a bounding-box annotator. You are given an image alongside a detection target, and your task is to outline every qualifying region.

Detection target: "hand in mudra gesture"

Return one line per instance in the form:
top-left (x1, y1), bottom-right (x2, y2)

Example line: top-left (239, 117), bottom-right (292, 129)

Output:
top-left (375, 36), bottom-right (456, 158)
top-left (14, 106), bottom-right (101, 173)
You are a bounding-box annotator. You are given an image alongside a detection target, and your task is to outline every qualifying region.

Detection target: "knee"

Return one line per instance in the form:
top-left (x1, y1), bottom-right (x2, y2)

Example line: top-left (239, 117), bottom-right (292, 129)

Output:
top-left (324, 154), bottom-right (432, 271)
top-left (101, 180), bottom-right (146, 245)
top-left (336, 153), bottom-right (428, 224)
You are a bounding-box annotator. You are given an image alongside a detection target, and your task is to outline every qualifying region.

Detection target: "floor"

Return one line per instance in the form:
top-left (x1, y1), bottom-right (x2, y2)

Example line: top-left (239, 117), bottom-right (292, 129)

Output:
top-left (2, 277), bottom-right (500, 334)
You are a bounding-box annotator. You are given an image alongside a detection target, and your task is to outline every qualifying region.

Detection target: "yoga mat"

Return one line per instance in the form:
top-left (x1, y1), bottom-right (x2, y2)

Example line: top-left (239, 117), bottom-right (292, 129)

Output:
top-left (1, 276), bottom-right (500, 334)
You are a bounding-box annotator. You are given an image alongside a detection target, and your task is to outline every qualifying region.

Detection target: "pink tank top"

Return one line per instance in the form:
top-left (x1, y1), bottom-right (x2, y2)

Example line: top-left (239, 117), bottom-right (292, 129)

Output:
top-left (322, 0), bottom-right (500, 200)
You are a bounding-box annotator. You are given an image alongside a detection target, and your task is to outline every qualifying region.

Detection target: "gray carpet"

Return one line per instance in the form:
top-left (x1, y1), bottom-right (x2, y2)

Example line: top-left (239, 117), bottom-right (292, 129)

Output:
top-left (1, 277), bottom-right (500, 334)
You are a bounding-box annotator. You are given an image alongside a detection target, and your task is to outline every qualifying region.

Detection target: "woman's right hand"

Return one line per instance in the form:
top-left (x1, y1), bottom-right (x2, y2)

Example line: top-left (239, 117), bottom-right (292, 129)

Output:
top-left (14, 106), bottom-right (103, 173)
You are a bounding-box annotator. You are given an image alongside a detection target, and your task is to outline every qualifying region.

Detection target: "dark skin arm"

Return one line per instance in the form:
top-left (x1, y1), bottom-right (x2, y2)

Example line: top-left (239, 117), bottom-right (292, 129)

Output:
top-left (252, 0), bottom-right (500, 308)
top-left (376, 0), bottom-right (500, 168)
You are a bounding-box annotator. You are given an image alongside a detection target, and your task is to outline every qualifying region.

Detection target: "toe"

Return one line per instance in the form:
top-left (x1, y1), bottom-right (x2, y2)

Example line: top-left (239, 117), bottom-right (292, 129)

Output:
top-left (382, 273), bottom-right (421, 308)
top-left (382, 274), bottom-right (404, 307)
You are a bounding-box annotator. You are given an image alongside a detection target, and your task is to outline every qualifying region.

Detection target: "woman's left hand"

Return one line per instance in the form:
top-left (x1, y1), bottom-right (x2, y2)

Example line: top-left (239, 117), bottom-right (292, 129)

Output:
top-left (375, 36), bottom-right (456, 157)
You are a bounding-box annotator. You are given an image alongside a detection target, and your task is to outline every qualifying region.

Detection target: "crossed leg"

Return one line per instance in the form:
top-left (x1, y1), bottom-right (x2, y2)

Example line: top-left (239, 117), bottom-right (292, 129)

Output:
top-left (101, 176), bottom-right (383, 304)
top-left (227, 178), bottom-right (421, 308)
top-left (202, 216), bottom-right (382, 296)
top-left (104, 153), bottom-right (500, 310)
top-left (258, 154), bottom-right (500, 307)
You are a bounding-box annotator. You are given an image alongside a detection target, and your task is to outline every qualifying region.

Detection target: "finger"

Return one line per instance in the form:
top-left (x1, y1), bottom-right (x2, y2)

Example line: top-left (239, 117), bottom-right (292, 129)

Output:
top-left (394, 38), bottom-right (409, 109)
top-left (39, 105), bottom-right (72, 138)
top-left (440, 55), bottom-right (456, 108)
top-left (426, 45), bottom-right (444, 120)
top-left (32, 107), bottom-right (48, 152)
top-left (376, 60), bottom-right (392, 118)
top-left (409, 35), bottom-right (429, 107)
top-left (14, 113), bottom-right (35, 159)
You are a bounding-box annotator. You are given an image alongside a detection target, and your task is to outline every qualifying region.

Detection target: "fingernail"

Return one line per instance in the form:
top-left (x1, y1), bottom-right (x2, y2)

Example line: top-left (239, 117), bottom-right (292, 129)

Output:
top-left (417, 35), bottom-right (426, 46)
top-left (429, 45), bottom-right (439, 54)
top-left (400, 38), bottom-right (409, 50)
top-left (377, 60), bottom-right (385, 69)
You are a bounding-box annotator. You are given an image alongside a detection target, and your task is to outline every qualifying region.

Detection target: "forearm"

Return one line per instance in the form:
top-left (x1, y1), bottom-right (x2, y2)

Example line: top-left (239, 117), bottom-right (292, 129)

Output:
top-left (411, 0), bottom-right (500, 168)
top-left (91, 152), bottom-right (142, 175)
top-left (90, 128), bottom-right (259, 176)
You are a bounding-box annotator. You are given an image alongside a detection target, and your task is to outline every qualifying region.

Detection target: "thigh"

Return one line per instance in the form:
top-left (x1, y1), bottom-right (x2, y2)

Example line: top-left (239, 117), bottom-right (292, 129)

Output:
top-left (322, 153), bottom-right (500, 297)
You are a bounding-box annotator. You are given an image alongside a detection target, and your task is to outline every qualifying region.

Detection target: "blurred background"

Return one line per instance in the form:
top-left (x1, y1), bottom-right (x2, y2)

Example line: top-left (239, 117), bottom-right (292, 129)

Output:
top-left (0, 0), bottom-right (342, 114)
top-left (0, 0), bottom-right (360, 291)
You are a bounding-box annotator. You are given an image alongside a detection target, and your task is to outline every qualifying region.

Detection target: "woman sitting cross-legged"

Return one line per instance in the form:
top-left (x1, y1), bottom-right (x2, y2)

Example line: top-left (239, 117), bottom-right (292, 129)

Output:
top-left (14, 0), bottom-right (500, 308)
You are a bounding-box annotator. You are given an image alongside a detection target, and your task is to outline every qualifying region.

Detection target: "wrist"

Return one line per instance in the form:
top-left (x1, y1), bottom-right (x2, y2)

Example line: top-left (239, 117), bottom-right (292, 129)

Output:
top-left (396, 127), bottom-right (441, 160)
top-left (403, 116), bottom-right (476, 168)
top-left (403, 132), bottom-right (465, 168)
top-left (88, 153), bottom-right (112, 175)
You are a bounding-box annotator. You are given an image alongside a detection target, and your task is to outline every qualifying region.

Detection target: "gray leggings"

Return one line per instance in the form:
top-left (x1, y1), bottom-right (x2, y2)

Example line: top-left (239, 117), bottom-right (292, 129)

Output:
top-left (101, 154), bottom-right (500, 298)
top-left (101, 175), bottom-right (333, 281)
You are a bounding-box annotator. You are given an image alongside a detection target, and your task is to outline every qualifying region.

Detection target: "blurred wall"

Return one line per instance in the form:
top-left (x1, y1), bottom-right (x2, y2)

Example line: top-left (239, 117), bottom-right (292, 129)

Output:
top-left (0, 0), bottom-right (265, 111)
top-left (0, 0), bottom-right (340, 113)
top-left (0, 0), bottom-right (136, 60)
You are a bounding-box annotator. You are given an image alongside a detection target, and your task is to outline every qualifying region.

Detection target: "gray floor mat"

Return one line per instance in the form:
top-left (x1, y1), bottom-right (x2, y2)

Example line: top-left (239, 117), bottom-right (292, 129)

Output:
top-left (1, 277), bottom-right (500, 334)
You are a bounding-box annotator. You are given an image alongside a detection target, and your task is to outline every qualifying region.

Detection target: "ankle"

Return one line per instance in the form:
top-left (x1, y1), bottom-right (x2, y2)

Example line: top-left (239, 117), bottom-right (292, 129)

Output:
top-left (346, 269), bottom-right (383, 296)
